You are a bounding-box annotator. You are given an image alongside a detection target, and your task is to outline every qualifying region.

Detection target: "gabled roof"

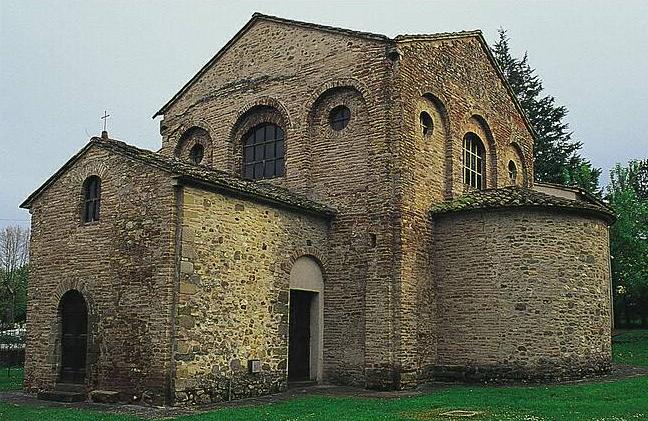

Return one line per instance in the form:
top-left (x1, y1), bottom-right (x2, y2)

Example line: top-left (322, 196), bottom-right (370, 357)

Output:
top-left (153, 13), bottom-right (390, 119)
top-left (20, 136), bottom-right (335, 218)
top-left (430, 186), bottom-right (615, 224)
top-left (153, 13), bottom-right (536, 140)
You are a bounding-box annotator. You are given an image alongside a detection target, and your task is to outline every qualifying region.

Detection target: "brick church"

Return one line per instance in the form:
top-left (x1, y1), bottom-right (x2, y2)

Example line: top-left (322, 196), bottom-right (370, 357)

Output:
top-left (20, 14), bottom-right (615, 405)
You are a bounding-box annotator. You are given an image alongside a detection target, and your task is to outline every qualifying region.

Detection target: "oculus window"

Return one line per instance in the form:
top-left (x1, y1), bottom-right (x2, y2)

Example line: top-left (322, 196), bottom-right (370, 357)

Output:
top-left (329, 106), bottom-right (351, 131)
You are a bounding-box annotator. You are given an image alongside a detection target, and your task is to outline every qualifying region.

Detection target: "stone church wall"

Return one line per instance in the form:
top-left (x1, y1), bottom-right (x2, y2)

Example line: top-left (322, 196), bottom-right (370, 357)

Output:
top-left (159, 19), bottom-right (401, 389)
top-left (173, 186), bottom-right (329, 405)
top-left (24, 147), bottom-right (178, 404)
top-left (432, 208), bottom-right (612, 381)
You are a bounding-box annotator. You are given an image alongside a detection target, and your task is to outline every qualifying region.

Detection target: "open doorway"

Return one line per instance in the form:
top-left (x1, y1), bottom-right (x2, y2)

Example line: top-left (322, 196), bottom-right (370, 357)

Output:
top-left (288, 256), bottom-right (324, 383)
top-left (58, 290), bottom-right (88, 384)
top-left (288, 290), bottom-right (315, 381)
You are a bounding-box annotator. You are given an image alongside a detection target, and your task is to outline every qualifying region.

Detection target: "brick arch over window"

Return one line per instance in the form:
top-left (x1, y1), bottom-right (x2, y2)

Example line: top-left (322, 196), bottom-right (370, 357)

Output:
top-left (307, 86), bottom-right (366, 130)
top-left (415, 92), bottom-right (452, 200)
top-left (506, 141), bottom-right (528, 186)
top-left (459, 114), bottom-right (498, 190)
top-left (304, 78), bottom-right (371, 124)
top-left (230, 97), bottom-right (292, 142)
top-left (175, 126), bottom-right (213, 165)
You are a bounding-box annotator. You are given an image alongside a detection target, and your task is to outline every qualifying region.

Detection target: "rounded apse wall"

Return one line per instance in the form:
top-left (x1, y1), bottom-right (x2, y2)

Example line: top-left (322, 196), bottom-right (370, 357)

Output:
top-left (432, 207), bottom-right (612, 381)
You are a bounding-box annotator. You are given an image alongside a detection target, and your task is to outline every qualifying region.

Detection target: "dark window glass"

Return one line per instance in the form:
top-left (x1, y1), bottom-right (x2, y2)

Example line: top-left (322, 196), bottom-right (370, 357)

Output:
top-left (83, 176), bottom-right (101, 223)
top-left (420, 111), bottom-right (433, 136)
top-left (329, 105), bottom-right (351, 131)
top-left (462, 134), bottom-right (486, 190)
top-left (508, 160), bottom-right (518, 185)
top-left (242, 123), bottom-right (285, 180)
top-left (189, 144), bottom-right (204, 165)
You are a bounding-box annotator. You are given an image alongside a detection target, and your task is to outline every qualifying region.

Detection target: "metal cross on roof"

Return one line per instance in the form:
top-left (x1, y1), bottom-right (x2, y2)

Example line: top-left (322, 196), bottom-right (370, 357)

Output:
top-left (101, 110), bottom-right (110, 132)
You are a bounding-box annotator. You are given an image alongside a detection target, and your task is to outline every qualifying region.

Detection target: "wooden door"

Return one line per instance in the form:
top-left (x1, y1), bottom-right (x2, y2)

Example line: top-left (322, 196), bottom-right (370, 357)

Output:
top-left (59, 290), bottom-right (88, 384)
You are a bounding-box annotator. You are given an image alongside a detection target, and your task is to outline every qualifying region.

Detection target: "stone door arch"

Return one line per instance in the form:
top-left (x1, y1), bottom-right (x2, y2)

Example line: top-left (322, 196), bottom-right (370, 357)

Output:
top-left (288, 256), bottom-right (324, 382)
top-left (58, 290), bottom-right (88, 384)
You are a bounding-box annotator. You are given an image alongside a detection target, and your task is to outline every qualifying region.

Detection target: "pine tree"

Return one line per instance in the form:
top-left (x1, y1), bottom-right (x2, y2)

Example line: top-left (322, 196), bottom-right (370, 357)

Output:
top-left (492, 29), bottom-right (601, 195)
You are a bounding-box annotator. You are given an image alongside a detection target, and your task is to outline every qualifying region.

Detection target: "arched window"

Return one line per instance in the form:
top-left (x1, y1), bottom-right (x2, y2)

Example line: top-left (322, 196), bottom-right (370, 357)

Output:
top-left (463, 133), bottom-right (485, 190)
top-left (419, 111), bottom-right (433, 136)
top-left (243, 123), bottom-right (285, 180)
top-left (189, 144), bottom-right (204, 165)
top-left (83, 176), bottom-right (101, 223)
top-left (508, 160), bottom-right (518, 185)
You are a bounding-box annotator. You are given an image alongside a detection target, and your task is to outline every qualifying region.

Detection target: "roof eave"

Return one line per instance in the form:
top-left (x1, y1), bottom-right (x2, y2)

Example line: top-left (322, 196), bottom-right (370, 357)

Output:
top-left (173, 175), bottom-right (336, 219)
top-left (431, 203), bottom-right (616, 225)
top-left (19, 140), bottom-right (98, 209)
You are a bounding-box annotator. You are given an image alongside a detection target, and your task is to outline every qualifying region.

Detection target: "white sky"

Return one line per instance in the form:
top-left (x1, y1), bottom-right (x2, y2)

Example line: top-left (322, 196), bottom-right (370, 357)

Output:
top-left (1, 0), bottom-right (647, 229)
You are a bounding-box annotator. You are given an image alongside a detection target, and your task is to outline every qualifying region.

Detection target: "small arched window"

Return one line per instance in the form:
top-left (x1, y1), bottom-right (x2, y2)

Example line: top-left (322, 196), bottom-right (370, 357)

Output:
top-left (463, 133), bottom-right (486, 190)
top-left (419, 111), bottom-right (433, 136)
top-left (508, 160), bottom-right (518, 185)
top-left (189, 144), bottom-right (204, 165)
top-left (83, 176), bottom-right (101, 223)
top-left (243, 123), bottom-right (285, 180)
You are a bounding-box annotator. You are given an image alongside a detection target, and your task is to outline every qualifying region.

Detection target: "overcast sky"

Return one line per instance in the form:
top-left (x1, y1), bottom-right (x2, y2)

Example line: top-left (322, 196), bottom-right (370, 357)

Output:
top-left (1, 0), bottom-right (647, 229)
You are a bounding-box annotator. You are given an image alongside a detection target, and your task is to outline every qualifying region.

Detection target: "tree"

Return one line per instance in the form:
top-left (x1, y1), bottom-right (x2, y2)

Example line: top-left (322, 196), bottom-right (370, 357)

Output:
top-left (0, 226), bottom-right (29, 325)
top-left (608, 160), bottom-right (648, 327)
top-left (491, 29), bottom-right (601, 195)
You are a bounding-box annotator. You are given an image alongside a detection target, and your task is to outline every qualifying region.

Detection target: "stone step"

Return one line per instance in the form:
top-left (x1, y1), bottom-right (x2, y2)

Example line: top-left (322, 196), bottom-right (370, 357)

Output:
top-left (54, 382), bottom-right (85, 393)
top-left (37, 389), bottom-right (86, 402)
top-left (287, 380), bottom-right (317, 389)
top-left (89, 390), bottom-right (120, 403)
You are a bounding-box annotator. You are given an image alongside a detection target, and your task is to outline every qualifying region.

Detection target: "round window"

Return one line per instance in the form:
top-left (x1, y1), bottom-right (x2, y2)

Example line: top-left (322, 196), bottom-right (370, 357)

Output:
top-left (329, 105), bottom-right (351, 131)
top-left (420, 111), bottom-right (433, 136)
top-left (189, 144), bottom-right (205, 165)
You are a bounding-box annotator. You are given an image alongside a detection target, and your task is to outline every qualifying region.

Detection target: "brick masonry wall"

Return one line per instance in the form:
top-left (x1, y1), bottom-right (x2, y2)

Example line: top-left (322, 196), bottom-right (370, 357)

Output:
top-left (432, 208), bottom-right (612, 381)
top-left (158, 19), bottom-right (401, 388)
top-left (24, 146), bottom-right (178, 404)
top-left (173, 186), bottom-right (330, 405)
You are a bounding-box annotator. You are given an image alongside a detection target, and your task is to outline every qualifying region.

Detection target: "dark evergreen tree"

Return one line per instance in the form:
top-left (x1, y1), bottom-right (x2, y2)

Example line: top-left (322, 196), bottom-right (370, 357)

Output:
top-left (492, 29), bottom-right (601, 194)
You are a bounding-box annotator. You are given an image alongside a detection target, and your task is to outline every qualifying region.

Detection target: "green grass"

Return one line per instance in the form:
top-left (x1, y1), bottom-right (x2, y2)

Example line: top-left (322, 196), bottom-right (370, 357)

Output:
top-left (613, 330), bottom-right (648, 367)
top-left (1, 331), bottom-right (647, 421)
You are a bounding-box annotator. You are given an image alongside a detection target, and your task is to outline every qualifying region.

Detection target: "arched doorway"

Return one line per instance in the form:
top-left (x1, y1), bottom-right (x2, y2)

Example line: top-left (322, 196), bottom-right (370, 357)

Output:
top-left (58, 290), bottom-right (88, 384)
top-left (288, 256), bottom-right (324, 382)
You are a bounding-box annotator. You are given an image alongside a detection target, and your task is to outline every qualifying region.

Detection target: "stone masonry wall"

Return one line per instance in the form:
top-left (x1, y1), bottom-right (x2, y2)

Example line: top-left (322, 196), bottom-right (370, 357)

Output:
top-left (159, 18), bottom-right (401, 388)
top-left (24, 146), bottom-right (177, 404)
top-left (432, 208), bottom-right (612, 381)
top-left (173, 186), bottom-right (329, 405)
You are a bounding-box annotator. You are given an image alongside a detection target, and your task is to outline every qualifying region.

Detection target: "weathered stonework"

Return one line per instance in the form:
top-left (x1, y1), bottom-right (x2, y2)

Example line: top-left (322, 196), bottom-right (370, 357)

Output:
top-left (173, 187), bottom-right (329, 405)
top-left (21, 13), bottom-right (615, 406)
top-left (23, 146), bottom-right (178, 404)
top-left (432, 208), bottom-right (612, 381)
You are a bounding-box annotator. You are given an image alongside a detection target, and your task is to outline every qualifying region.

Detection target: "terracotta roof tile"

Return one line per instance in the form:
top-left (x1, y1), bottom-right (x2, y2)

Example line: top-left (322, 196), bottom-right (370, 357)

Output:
top-left (430, 186), bottom-right (615, 223)
top-left (94, 137), bottom-right (335, 217)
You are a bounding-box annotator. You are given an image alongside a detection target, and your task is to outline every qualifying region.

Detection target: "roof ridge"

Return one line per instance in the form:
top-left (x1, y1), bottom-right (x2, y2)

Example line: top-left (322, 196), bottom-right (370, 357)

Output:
top-left (394, 30), bottom-right (482, 41)
top-left (252, 12), bottom-right (391, 41)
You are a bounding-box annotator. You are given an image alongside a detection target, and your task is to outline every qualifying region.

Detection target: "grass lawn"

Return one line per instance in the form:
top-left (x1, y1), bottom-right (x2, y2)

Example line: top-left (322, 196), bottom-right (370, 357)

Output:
top-left (1, 331), bottom-right (647, 420)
